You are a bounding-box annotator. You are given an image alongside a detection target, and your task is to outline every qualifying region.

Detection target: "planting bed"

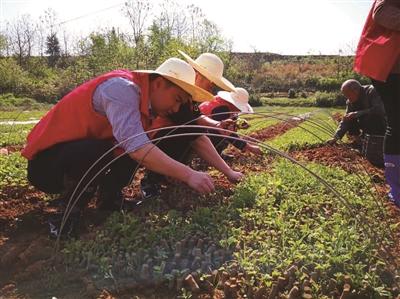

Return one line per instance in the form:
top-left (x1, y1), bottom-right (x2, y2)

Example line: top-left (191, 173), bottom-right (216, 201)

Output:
top-left (0, 108), bottom-right (399, 299)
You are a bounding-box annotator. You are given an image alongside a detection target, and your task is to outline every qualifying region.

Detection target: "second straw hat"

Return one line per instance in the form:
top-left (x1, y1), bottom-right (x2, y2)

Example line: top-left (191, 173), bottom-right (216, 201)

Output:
top-left (178, 50), bottom-right (235, 92)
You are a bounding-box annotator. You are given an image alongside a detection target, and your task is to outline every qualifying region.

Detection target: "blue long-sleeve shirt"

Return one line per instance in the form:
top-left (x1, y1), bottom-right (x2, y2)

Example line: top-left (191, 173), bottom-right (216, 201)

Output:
top-left (92, 77), bottom-right (151, 153)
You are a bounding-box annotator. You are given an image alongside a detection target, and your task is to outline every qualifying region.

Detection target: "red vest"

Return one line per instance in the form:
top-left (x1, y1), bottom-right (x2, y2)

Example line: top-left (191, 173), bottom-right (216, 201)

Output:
top-left (147, 97), bottom-right (239, 139)
top-left (199, 96), bottom-right (238, 117)
top-left (22, 70), bottom-right (151, 160)
top-left (354, 1), bottom-right (400, 82)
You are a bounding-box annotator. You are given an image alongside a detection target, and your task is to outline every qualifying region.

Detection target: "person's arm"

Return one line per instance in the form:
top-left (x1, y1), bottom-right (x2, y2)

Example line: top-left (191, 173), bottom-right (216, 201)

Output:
top-left (129, 145), bottom-right (214, 194)
top-left (198, 106), bottom-right (237, 136)
top-left (93, 77), bottom-right (214, 194)
top-left (333, 104), bottom-right (352, 140)
top-left (354, 108), bottom-right (372, 118)
top-left (333, 120), bottom-right (350, 140)
top-left (196, 114), bottom-right (220, 127)
top-left (209, 106), bottom-right (246, 149)
top-left (93, 77), bottom-right (151, 152)
top-left (355, 87), bottom-right (385, 118)
top-left (191, 135), bottom-right (243, 183)
top-left (373, 0), bottom-right (400, 31)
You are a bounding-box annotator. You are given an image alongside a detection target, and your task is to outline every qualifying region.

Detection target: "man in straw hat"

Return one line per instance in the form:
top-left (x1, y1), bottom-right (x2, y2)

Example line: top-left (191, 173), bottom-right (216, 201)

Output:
top-left (21, 57), bottom-right (242, 238)
top-left (140, 51), bottom-right (243, 199)
top-left (199, 87), bottom-right (263, 159)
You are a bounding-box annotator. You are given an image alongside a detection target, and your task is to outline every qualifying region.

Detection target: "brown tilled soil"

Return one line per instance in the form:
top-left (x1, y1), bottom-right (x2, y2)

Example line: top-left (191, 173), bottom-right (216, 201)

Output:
top-left (1, 119), bottom-right (399, 299)
top-left (248, 118), bottom-right (303, 141)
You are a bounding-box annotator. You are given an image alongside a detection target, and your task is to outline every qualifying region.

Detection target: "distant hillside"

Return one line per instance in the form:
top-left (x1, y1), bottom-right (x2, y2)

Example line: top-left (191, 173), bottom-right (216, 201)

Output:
top-left (225, 52), bottom-right (365, 94)
top-left (231, 52), bottom-right (353, 63)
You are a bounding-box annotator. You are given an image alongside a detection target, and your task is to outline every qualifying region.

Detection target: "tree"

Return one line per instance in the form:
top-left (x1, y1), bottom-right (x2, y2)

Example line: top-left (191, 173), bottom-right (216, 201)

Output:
top-left (187, 5), bottom-right (204, 44)
top-left (38, 8), bottom-right (59, 56)
top-left (0, 33), bottom-right (8, 57)
top-left (46, 33), bottom-right (61, 67)
top-left (122, 0), bottom-right (151, 68)
top-left (123, 0), bottom-right (151, 45)
top-left (156, 0), bottom-right (188, 40)
top-left (7, 14), bottom-right (37, 66)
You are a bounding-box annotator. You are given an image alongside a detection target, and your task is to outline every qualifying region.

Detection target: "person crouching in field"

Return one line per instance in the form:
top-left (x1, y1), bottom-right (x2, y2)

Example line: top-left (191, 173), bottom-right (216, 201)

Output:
top-left (21, 57), bottom-right (243, 238)
top-left (139, 51), bottom-right (244, 199)
top-left (199, 87), bottom-right (263, 160)
top-left (327, 79), bottom-right (386, 146)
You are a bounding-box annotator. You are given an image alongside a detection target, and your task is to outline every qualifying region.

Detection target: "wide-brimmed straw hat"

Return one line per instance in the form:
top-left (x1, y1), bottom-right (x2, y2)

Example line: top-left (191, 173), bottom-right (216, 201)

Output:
top-left (217, 87), bottom-right (254, 113)
top-left (138, 57), bottom-right (213, 102)
top-left (178, 50), bottom-right (235, 92)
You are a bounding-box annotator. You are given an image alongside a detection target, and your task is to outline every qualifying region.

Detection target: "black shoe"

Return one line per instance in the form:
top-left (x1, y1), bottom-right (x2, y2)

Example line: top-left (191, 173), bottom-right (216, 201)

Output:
top-left (140, 179), bottom-right (161, 200)
top-left (48, 207), bottom-right (81, 239)
top-left (97, 190), bottom-right (139, 211)
top-left (140, 172), bottom-right (163, 200)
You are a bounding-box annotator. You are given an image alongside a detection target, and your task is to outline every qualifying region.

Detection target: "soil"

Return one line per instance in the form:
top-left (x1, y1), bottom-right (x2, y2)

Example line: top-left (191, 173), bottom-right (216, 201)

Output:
top-left (248, 118), bottom-right (303, 141)
top-left (1, 118), bottom-right (399, 299)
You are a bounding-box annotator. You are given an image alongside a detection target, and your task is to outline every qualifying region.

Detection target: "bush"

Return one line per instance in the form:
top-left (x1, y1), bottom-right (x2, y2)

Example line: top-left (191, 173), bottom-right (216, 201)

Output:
top-left (288, 88), bottom-right (296, 98)
top-left (0, 58), bottom-right (28, 95)
top-left (316, 77), bottom-right (342, 91)
top-left (315, 91), bottom-right (346, 107)
top-left (261, 97), bottom-right (316, 107)
top-left (0, 93), bottom-right (45, 110)
top-left (248, 94), bottom-right (263, 107)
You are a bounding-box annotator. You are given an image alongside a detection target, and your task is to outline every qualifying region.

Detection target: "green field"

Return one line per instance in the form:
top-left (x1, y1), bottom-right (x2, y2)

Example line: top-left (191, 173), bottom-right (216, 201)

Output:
top-left (1, 106), bottom-right (398, 298)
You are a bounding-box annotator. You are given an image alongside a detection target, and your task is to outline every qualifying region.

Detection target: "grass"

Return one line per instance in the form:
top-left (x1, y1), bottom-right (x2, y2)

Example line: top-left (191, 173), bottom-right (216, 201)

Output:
top-left (239, 106), bottom-right (337, 135)
top-left (0, 109), bottom-right (47, 121)
top-left (0, 123), bottom-right (35, 146)
top-left (267, 109), bottom-right (339, 152)
top-left (0, 152), bottom-right (28, 188)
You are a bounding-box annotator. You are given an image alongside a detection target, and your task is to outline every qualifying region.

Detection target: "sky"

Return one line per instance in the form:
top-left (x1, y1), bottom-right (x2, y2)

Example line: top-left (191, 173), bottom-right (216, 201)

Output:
top-left (0, 0), bottom-right (373, 55)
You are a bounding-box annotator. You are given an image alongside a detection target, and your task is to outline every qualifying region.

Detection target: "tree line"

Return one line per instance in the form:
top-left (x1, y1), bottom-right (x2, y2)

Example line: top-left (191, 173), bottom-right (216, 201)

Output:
top-left (0, 0), bottom-right (366, 105)
top-left (0, 0), bottom-right (231, 103)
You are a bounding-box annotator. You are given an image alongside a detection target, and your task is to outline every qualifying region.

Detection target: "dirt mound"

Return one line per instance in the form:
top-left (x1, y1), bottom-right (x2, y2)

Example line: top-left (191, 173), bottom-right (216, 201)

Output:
top-left (291, 144), bottom-right (384, 179)
top-left (249, 119), bottom-right (302, 141)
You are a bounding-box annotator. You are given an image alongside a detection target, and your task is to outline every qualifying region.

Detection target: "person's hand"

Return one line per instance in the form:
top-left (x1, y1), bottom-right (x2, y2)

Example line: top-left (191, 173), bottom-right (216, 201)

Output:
top-left (237, 119), bottom-right (250, 130)
top-left (244, 143), bottom-right (263, 155)
top-left (327, 138), bottom-right (338, 145)
top-left (216, 119), bottom-right (237, 135)
top-left (226, 170), bottom-right (244, 183)
top-left (186, 170), bottom-right (215, 194)
top-left (343, 112), bottom-right (357, 121)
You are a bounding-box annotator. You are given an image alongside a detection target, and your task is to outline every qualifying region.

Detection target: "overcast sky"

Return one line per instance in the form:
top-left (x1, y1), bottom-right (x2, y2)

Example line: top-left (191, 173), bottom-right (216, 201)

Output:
top-left (1, 0), bottom-right (373, 55)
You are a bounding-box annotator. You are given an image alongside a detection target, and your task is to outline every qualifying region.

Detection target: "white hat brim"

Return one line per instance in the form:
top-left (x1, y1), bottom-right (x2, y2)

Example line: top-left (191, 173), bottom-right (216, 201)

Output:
top-left (137, 70), bottom-right (213, 102)
top-left (218, 91), bottom-right (254, 113)
top-left (178, 50), bottom-right (235, 92)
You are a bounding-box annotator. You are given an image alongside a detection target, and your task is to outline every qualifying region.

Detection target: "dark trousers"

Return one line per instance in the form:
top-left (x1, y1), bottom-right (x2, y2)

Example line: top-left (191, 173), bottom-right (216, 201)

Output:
top-left (346, 114), bottom-right (386, 137)
top-left (209, 135), bottom-right (230, 155)
top-left (208, 130), bottom-right (247, 154)
top-left (27, 139), bottom-right (138, 196)
top-left (372, 74), bottom-right (400, 155)
top-left (145, 127), bottom-right (203, 183)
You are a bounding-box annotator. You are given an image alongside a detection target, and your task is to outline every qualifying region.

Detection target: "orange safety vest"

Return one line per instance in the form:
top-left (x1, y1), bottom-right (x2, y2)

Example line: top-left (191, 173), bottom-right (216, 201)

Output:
top-left (354, 1), bottom-right (400, 82)
top-left (22, 70), bottom-right (151, 160)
